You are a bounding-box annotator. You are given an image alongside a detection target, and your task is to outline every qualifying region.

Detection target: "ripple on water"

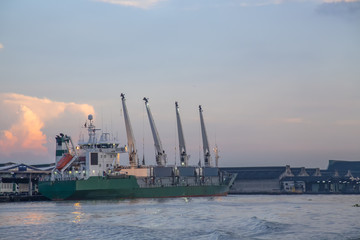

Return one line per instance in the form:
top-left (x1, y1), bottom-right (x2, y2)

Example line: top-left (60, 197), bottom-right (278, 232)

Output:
top-left (0, 195), bottom-right (360, 240)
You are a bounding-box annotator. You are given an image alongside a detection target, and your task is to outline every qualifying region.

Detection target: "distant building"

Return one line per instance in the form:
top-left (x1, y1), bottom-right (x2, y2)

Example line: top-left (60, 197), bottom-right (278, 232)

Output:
top-left (0, 162), bottom-right (54, 197)
top-left (221, 166), bottom-right (288, 194)
top-left (304, 160), bottom-right (360, 193)
top-left (221, 160), bottom-right (360, 194)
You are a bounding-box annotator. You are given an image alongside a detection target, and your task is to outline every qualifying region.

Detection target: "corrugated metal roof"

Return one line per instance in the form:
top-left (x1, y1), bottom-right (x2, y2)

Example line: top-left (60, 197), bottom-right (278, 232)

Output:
top-left (0, 163), bottom-right (54, 172)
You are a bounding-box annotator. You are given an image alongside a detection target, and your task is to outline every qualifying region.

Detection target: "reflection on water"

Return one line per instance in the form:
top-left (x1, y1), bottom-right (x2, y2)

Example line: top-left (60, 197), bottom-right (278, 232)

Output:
top-left (71, 202), bottom-right (83, 224)
top-left (23, 212), bottom-right (45, 225)
top-left (0, 195), bottom-right (359, 240)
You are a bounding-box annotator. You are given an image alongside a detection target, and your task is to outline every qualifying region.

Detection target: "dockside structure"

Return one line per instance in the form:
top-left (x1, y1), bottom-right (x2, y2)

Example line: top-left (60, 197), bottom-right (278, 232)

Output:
top-left (221, 160), bottom-right (360, 194)
top-left (0, 162), bottom-right (53, 201)
top-left (2, 160), bottom-right (360, 197)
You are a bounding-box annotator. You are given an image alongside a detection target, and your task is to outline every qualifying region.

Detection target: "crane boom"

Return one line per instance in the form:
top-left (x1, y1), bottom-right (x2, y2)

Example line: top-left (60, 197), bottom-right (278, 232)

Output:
top-left (143, 97), bottom-right (166, 166)
top-left (121, 93), bottom-right (138, 167)
top-left (175, 102), bottom-right (189, 166)
top-left (199, 105), bottom-right (211, 167)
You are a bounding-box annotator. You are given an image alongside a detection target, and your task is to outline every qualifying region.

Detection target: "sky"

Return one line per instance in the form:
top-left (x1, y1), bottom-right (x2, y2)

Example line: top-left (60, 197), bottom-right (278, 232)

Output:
top-left (0, 0), bottom-right (359, 168)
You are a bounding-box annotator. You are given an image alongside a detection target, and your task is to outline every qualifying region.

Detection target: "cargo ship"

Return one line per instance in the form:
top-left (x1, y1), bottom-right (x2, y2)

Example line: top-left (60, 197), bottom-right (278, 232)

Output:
top-left (38, 94), bottom-right (236, 200)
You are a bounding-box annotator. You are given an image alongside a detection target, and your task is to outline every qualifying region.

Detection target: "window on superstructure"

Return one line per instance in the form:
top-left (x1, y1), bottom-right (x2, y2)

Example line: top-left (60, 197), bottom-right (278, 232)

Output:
top-left (91, 153), bottom-right (98, 165)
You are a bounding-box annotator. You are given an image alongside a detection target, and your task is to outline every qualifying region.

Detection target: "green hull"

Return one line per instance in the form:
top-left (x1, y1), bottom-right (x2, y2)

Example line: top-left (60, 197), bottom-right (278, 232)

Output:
top-left (38, 176), bottom-right (230, 200)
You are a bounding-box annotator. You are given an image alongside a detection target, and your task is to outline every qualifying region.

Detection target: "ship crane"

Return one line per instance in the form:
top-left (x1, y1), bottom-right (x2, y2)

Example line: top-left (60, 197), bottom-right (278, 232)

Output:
top-left (121, 93), bottom-right (138, 167)
top-left (143, 97), bottom-right (167, 166)
top-left (175, 102), bottom-right (189, 166)
top-left (199, 105), bottom-right (211, 167)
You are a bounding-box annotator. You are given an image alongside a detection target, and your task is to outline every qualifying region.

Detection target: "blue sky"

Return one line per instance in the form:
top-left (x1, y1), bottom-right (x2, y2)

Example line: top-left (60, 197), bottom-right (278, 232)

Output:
top-left (0, 0), bottom-right (359, 168)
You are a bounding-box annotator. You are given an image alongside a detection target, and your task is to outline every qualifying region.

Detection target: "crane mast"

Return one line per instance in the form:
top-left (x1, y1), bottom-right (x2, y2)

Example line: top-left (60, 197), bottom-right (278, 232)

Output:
top-left (199, 105), bottom-right (211, 167)
top-left (143, 97), bottom-right (166, 166)
top-left (175, 102), bottom-right (189, 166)
top-left (121, 93), bottom-right (138, 167)
top-left (213, 144), bottom-right (219, 167)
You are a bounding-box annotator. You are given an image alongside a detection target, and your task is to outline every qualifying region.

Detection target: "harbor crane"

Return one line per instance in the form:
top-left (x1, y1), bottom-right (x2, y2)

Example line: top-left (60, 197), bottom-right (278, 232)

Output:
top-left (199, 105), bottom-right (211, 167)
top-left (143, 97), bottom-right (167, 166)
top-left (175, 101), bottom-right (189, 166)
top-left (121, 93), bottom-right (138, 167)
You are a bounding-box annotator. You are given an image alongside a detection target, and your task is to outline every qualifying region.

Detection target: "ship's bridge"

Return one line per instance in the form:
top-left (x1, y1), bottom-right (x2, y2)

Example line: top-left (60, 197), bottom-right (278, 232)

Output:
top-left (78, 132), bottom-right (124, 151)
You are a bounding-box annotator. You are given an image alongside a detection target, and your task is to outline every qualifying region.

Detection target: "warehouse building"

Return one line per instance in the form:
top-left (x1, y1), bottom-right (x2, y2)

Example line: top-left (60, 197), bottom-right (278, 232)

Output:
top-left (221, 160), bottom-right (360, 194)
top-left (221, 166), bottom-right (289, 194)
top-left (0, 162), bottom-right (53, 200)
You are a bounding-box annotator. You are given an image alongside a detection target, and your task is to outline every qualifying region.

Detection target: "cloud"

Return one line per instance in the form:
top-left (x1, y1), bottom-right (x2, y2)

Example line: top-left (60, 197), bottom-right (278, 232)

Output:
top-left (0, 93), bottom-right (94, 157)
top-left (0, 43), bottom-right (3, 49)
top-left (95, 0), bottom-right (165, 8)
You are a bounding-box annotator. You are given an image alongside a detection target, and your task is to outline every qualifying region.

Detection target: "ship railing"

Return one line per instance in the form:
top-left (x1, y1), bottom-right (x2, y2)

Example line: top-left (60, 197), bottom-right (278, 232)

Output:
top-left (47, 175), bottom-right (81, 182)
top-left (40, 175), bottom-right (52, 182)
top-left (40, 170), bottom-right (87, 182)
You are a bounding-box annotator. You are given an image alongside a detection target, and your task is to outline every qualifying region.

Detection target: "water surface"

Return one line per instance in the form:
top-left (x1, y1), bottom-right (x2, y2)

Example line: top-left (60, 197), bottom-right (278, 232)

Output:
top-left (0, 195), bottom-right (359, 239)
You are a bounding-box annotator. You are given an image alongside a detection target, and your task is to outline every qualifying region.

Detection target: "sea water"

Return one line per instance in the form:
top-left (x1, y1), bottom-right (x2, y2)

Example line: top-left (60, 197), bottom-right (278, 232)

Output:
top-left (0, 195), bottom-right (359, 240)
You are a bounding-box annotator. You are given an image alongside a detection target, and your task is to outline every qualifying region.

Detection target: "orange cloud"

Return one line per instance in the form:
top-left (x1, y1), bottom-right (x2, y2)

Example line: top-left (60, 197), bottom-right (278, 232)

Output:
top-left (0, 105), bottom-right (47, 153)
top-left (19, 105), bottom-right (47, 151)
top-left (0, 130), bottom-right (18, 150)
top-left (0, 93), bottom-right (94, 156)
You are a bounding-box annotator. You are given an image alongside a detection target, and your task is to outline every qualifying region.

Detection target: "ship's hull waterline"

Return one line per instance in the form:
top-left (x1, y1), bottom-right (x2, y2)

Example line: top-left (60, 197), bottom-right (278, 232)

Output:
top-left (39, 176), bottom-right (230, 200)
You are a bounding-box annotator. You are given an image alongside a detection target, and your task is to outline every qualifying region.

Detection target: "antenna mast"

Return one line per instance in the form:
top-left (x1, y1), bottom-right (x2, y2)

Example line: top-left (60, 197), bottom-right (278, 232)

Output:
top-left (121, 93), bottom-right (138, 167)
top-left (143, 97), bottom-right (166, 166)
top-left (213, 145), bottom-right (219, 167)
top-left (175, 102), bottom-right (189, 166)
top-left (199, 105), bottom-right (211, 167)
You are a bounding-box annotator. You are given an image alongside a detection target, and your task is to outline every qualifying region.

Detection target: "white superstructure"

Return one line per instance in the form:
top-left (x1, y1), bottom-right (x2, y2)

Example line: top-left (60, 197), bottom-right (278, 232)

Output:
top-left (52, 114), bottom-right (127, 180)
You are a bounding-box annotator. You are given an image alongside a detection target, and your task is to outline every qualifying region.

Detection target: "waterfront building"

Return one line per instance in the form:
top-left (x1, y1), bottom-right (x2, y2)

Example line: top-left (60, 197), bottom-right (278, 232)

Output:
top-left (221, 160), bottom-right (360, 194)
top-left (0, 162), bottom-right (53, 199)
